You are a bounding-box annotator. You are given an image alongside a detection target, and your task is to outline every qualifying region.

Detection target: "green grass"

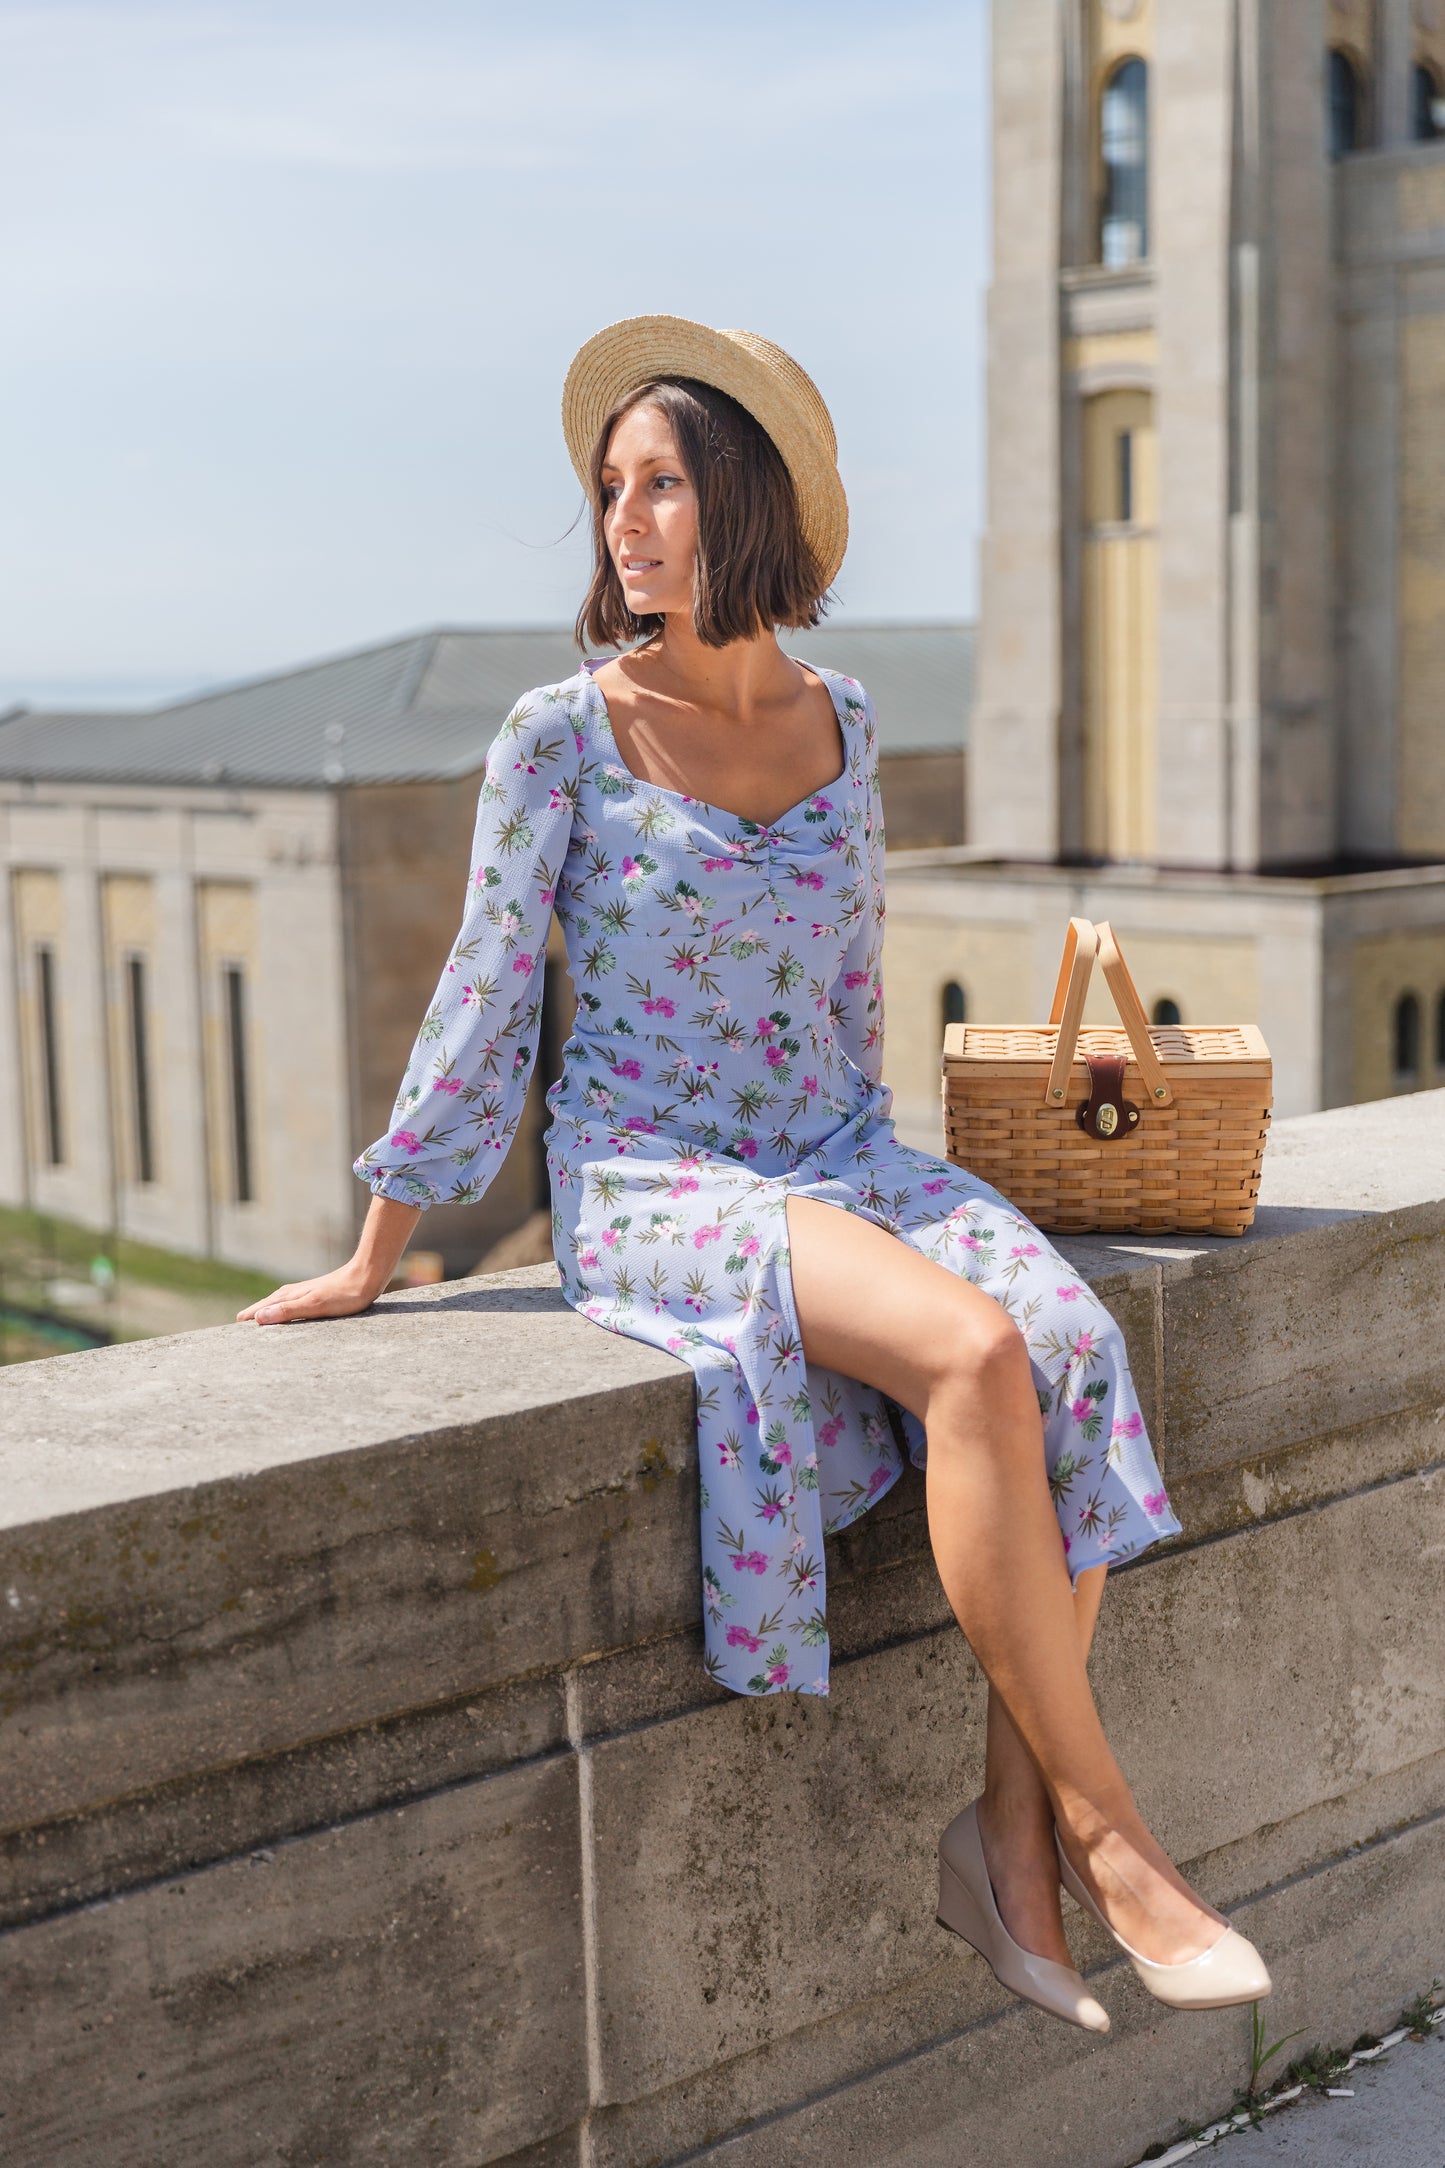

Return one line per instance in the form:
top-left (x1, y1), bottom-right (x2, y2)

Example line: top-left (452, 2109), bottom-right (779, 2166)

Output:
top-left (0, 1203), bottom-right (280, 1302)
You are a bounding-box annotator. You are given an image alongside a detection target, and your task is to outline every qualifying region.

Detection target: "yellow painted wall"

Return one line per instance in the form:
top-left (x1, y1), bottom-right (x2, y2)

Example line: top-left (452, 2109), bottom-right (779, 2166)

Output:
top-left (1399, 255), bottom-right (1445, 857)
top-left (11, 869), bottom-right (67, 1171)
top-left (1075, 932), bottom-right (1260, 1028)
top-left (198, 882), bottom-right (262, 1209)
top-left (1081, 387), bottom-right (1158, 859)
top-left (1348, 929), bottom-right (1445, 1101)
top-left (883, 918), bottom-right (1035, 1114)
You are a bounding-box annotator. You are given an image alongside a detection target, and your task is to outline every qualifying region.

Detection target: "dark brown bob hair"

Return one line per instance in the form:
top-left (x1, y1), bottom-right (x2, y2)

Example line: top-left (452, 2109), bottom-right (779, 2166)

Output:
top-left (574, 376), bottom-right (831, 651)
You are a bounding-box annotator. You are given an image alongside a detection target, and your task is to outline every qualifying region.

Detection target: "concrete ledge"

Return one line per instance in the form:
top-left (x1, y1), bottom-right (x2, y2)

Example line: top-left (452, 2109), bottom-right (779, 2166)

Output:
top-left (1, 1093), bottom-right (1443, 2165)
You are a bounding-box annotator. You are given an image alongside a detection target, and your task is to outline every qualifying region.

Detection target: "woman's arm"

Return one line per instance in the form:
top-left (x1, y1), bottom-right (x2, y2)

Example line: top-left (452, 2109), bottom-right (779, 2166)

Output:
top-left (237, 1194), bottom-right (421, 1324)
top-left (240, 683), bottom-right (581, 1326)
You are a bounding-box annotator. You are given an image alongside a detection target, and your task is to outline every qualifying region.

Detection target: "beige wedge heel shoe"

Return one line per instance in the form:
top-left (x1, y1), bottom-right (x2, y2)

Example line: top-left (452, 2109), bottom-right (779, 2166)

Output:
top-left (937, 1802), bottom-right (1110, 2033)
top-left (1053, 1830), bottom-right (1272, 2011)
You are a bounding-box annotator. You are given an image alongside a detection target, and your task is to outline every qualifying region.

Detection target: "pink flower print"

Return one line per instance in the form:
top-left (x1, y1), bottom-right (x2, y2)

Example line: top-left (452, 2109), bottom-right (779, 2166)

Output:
top-left (737, 1234), bottom-right (760, 1258)
top-left (1062, 1532), bottom-right (1072, 1554)
top-left (802, 1073), bottom-right (819, 1096)
top-left (1071, 1330), bottom-right (1098, 1356)
top-left (1057, 1283), bottom-right (1083, 1302)
top-left (609, 1058), bottom-right (643, 1080)
top-left (579, 1248), bottom-right (601, 1271)
top-left (642, 994), bottom-right (677, 1018)
top-left (702, 856), bottom-right (734, 872)
top-left (844, 969), bottom-right (869, 989)
top-left (622, 1116), bottom-right (657, 1133)
top-left (775, 1442), bottom-right (793, 1465)
top-left (1111, 1412), bottom-right (1143, 1442)
top-left (473, 864), bottom-right (496, 892)
top-left (511, 952), bottom-right (534, 975)
top-left (765, 1659), bottom-right (790, 1684)
top-left (810, 794), bottom-right (834, 814)
top-left (961, 1234), bottom-right (984, 1252)
top-left (693, 1223), bottom-right (723, 1248)
top-left (758, 1495), bottom-right (784, 1522)
top-left (601, 1227), bottom-right (622, 1248)
top-left (431, 1077), bottom-right (462, 1095)
top-left (1070, 1398), bottom-right (1094, 1425)
top-left (818, 1416), bottom-right (844, 1447)
top-left (726, 1625), bottom-right (764, 1650)
top-left (1010, 1241), bottom-right (1040, 1257)
top-left (538, 883), bottom-right (556, 905)
top-left (755, 1015), bottom-right (777, 1038)
top-left (765, 1045), bottom-right (787, 1067)
top-left (867, 1464), bottom-right (893, 1498)
top-left (1143, 1490), bottom-right (1171, 1518)
top-left (390, 1130), bottom-right (423, 1155)
top-left (733, 1137), bottom-right (759, 1159)
top-left (732, 1551), bottom-right (769, 1575)
top-left (793, 868), bottom-right (825, 891)
top-left (669, 1173), bottom-right (699, 1197)
top-left (745, 1402), bottom-right (759, 1427)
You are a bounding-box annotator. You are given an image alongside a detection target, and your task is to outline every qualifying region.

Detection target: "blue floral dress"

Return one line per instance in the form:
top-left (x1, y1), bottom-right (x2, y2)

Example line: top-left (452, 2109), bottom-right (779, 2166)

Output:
top-left (356, 660), bottom-right (1182, 1697)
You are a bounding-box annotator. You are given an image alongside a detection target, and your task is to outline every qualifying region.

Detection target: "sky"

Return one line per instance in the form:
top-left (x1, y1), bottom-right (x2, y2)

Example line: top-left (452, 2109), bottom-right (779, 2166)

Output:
top-left (0, 0), bottom-right (990, 706)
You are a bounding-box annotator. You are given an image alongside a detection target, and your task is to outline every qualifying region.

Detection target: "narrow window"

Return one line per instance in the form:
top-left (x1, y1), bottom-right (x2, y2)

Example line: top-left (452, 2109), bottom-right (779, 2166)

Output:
top-left (1117, 430), bottom-right (1134, 524)
top-left (35, 943), bottom-right (65, 1165)
top-left (1151, 997), bottom-right (1182, 1027)
top-left (942, 980), bottom-right (967, 1032)
top-left (1393, 991), bottom-right (1421, 1082)
top-left (1435, 989), bottom-right (1445, 1070)
top-left (1100, 58), bottom-right (1148, 267)
top-left (1412, 62), bottom-right (1444, 141)
top-left (224, 964), bottom-right (253, 1203)
top-left (1328, 49), bottom-right (1362, 159)
top-left (126, 955), bottom-right (155, 1183)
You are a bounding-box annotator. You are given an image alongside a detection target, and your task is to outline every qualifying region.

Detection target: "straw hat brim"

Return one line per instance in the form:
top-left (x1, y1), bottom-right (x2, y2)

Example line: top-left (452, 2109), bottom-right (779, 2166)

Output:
top-left (561, 314), bottom-right (848, 590)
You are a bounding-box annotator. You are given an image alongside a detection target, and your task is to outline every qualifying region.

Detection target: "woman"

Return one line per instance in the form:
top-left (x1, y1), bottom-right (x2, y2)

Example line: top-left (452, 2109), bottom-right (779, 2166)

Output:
top-left (240, 316), bottom-right (1270, 2032)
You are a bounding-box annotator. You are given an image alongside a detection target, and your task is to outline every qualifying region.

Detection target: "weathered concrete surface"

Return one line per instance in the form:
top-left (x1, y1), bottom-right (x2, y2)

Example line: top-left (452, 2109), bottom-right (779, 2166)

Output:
top-left (1199, 2028), bottom-right (1445, 2167)
top-left (0, 1753), bottom-right (585, 2168)
top-left (0, 1095), bottom-right (1442, 2167)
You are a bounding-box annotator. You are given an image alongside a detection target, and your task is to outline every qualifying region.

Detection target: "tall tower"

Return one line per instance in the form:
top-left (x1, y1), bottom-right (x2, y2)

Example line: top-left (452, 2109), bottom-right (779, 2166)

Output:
top-left (880, 0), bottom-right (1445, 1136)
top-left (970, 0), bottom-right (1445, 873)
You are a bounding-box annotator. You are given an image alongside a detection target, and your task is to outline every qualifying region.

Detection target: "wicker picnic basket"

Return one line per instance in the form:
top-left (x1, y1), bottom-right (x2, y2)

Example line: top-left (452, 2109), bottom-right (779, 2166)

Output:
top-left (940, 918), bottom-right (1272, 1237)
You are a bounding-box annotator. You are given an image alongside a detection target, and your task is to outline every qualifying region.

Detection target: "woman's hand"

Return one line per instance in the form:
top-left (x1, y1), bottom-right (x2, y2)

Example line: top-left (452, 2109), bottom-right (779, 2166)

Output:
top-left (238, 1195), bottom-right (424, 1325)
top-left (236, 1264), bottom-right (381, 1326)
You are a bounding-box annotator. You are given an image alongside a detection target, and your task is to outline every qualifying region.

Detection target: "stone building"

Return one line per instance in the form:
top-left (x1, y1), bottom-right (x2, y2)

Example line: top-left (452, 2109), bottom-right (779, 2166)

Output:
top-left (884, 0), bottom-right (1445, 1148)
top-left (0, 622), bottom-right (971, 1278)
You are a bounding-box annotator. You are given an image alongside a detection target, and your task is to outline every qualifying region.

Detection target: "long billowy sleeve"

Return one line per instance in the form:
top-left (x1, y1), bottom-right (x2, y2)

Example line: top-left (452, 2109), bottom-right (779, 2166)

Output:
top-left (353, 689), bottom-right (580, 1208)
top-left (826, 682), bottom-right (886, 1086)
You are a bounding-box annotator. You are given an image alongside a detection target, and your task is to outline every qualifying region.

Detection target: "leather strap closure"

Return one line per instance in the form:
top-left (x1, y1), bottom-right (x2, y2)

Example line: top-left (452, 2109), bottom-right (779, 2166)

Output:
top-left (1075, 1051), bottom-right (1141, 1144)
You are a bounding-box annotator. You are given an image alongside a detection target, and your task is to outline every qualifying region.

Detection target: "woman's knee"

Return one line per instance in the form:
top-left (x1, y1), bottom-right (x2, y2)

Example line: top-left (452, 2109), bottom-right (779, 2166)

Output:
top-left (930, 1292), bottom-right (1035, 1415)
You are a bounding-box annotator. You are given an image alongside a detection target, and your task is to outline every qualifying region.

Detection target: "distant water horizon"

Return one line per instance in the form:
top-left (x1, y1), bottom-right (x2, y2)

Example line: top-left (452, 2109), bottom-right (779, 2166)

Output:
top-left (0, 675), bottom-right (218, 715)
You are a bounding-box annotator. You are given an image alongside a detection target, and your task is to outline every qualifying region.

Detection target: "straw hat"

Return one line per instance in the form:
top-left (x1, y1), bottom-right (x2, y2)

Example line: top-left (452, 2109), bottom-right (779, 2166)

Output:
top-left (561, 313), bottom-right (848, 588)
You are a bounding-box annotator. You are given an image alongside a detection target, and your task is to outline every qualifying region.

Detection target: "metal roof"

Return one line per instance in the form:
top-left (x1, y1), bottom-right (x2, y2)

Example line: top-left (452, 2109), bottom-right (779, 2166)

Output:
top-left (0, 622), bottom-right (974, 789)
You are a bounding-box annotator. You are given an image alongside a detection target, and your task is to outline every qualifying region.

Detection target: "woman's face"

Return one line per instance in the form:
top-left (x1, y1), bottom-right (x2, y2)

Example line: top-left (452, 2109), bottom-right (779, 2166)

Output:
top-left (600, 400), bottom-right (698, 621)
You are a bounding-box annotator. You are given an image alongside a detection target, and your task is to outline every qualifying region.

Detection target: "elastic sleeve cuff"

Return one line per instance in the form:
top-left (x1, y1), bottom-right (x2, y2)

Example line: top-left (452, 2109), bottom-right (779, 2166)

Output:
top-left (352, 1161), bottom-right (439, 1209)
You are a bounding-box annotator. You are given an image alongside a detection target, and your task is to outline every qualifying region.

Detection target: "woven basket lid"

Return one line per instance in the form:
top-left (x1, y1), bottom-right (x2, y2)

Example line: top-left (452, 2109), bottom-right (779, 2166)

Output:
top-left (561, 313), bottom-right (848, 589)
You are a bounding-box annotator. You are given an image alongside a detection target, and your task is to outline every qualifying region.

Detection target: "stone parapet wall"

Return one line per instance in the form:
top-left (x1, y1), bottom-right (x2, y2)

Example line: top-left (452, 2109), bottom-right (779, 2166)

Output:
top-left (2, 1094), bottom-right (1443, 2166)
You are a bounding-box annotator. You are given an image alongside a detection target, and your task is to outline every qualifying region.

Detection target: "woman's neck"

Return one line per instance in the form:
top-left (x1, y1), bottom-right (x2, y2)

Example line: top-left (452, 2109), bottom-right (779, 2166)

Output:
top-left (633, 615), bottom-right (799, 723)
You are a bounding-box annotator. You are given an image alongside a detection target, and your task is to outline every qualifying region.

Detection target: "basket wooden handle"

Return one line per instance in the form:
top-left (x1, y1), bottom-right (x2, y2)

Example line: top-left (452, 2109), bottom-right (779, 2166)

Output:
top-left (1043, 919), bottom-right (1099, 1108)
top-left (1042, 918), bottom-right (1176, 1110)
top-left (1096, 922), bottom-right (1174, 1107)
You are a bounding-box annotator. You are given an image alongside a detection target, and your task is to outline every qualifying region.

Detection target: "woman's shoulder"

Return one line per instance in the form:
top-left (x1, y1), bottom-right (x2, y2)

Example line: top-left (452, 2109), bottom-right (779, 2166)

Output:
top-left (795, 657), bottom-right (876, 722)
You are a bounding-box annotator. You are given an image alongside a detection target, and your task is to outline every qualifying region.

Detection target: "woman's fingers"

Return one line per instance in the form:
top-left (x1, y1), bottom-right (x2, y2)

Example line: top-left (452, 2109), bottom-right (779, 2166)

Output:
top-left (237, 1276), bottom-right (368, 1325)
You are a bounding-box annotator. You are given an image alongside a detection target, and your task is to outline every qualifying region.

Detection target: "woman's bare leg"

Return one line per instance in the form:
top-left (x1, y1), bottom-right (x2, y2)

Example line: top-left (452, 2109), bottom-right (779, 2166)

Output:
top-left (976, 1566), bottom-right (1105, 1966)
top-left (785, 1194), bottom-right (1224, 1966)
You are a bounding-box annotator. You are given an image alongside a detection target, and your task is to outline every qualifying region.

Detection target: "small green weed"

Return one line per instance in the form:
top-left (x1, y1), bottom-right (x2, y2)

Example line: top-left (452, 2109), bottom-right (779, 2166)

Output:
top-left (1247, 2001), bottom-right (1306, 2100)
top-left (1288, 2041), bottom-right (1351, 2091)
top-left (1399, 1980), bottom-right (1443, 2038)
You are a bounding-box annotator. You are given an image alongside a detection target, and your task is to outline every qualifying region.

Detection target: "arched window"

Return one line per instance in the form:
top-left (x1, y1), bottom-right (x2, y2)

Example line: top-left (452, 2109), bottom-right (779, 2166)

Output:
top-left (1394, 991), bottom-right (1421, 1081)
top-left (1151, 997), bottom-right (1182, 1027)
top-left (942, 980), bottom-right (966, 1033)
top-left (1328, 49), bottom-right (1363, 159)
top-left (1099, 58), bottom-right (1148, 267)
top-left (1413, 62), bottom-right (1445, 141)
top-left (1435, 988), bottom-right (1445, 1070)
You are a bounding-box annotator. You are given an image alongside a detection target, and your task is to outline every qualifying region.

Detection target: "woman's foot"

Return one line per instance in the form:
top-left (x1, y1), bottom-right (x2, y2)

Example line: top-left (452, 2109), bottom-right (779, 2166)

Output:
top-left (1056, 1808), bottom-right (1227, 1967)
top-left (975, 1786), bottom-right (1075, 1970)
